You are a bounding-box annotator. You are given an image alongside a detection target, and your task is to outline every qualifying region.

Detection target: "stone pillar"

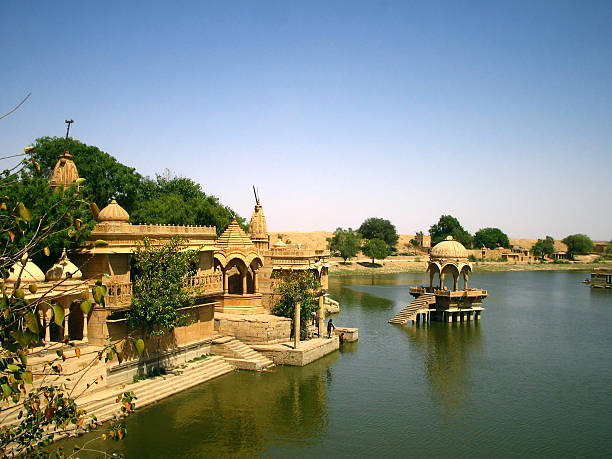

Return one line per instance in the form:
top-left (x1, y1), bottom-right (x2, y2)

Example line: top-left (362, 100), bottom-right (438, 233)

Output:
top-left (453, 274), bottom-right (459, 292)
top-left (440, 273), bottom-right (445, 290)
top-left (241, 269), bottom-right (247, 295)
top-left (429, 270), bottom-right (434, 290)
top-left (294, 301), bottom-right (300, 349)
top-left (318, 295), bottom-right (325, 337)
top-left (464, 272), bottom-right (469, 290)
top-left (63, 306), bottom-right (70, 339)
top-left (82, 310), bottom-right (89, 343)
top-left (38, 309), bottom-right (46, 344)
top-left (253, 268), bottom-right (259, 293)
top-left (223, 269), bottom-right (228, 293)
top-left (44, 307), bottom-right (53, 343)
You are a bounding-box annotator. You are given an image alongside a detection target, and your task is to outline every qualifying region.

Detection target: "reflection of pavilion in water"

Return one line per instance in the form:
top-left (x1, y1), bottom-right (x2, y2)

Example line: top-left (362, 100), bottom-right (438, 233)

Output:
top-left (402, 323), bottom-right (482, 411)
top-left (119, 351), bottom-right (339, 457)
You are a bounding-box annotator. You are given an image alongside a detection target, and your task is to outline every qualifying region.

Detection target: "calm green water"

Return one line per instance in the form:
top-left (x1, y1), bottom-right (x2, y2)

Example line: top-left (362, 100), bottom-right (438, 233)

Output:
top-left (61, 271), bottom-right (612, 458)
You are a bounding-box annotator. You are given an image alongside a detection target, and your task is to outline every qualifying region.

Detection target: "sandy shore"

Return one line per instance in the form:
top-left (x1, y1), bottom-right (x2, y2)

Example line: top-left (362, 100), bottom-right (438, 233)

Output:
top-left (328, 257), bottom-right (612, 276)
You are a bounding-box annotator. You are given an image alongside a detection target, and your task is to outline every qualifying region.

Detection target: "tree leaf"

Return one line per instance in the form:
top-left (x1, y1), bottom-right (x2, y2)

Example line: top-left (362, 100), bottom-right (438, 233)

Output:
top-left (134, 339), bottom-right (145, 356)
top-left (93, 286), bottom-right (104, 304)
top-left (80, 299), bottom-right (92, 315)
top-left (21, 371), bottom-right (33, 385)
top-left (17, 202), bottom-right (30, 222)
top-left (43, 247), bottom-right (50, 256)
top-left (24, 312), bottom-right (39, 334)
top-left (53, 304), bottom-right (64, 326)
top-left (28, 284), bottom-right (37, 294)
top-left (14, 288), bottom-right (24, 299)
top-left (90, 202), bottom-right (100, 220)
top-left (75, 177), bottom-right (86, 186)
top-left (94, 239), bottom-right (108, 247)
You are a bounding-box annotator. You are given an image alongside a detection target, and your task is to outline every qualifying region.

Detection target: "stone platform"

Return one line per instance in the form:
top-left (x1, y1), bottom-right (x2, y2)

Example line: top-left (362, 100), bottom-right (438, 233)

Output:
top-left (333, 327), bottom-right (358, 342)
top-left (252, 337), bottom-right (339, 366)
top-left (214, 312), bottom-right (291, 344)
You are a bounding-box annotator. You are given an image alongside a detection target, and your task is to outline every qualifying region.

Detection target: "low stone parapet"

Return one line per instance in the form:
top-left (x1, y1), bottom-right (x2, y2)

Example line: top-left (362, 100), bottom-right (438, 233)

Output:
top-left (214, 312), bottom-right (291, 344)
top-left (333, 327), bottom-right (358, 342)
top-left (253, 337), bottom-right (339, 366)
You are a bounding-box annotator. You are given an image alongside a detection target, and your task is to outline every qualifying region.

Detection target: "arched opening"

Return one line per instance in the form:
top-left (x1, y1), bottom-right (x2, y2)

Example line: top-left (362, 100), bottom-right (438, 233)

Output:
top-left (68, 302), bottom-right (84, 340)
top-left (427, 263), bottom-right (441, 291)
top-left (440, 264), bottom-right (460, 292)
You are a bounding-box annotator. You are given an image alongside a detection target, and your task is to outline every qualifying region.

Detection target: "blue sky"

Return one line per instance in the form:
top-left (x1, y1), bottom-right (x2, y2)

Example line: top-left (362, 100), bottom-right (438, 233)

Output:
top-left (1, 1), bottom-right (610, 240)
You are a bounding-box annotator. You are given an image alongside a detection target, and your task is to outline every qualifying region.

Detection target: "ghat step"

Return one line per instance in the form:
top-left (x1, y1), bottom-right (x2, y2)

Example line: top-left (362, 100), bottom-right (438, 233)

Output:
top-left (389, 294), bottom-right (436, 325)
top-left (211, 337), bottom-right (274, 370)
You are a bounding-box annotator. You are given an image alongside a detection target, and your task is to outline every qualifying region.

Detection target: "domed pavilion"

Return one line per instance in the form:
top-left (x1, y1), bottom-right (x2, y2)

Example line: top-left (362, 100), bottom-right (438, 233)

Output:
top-left (427, 236), bottom-right (472, 291)
top-left (390, 236), bottom-right (488, 325)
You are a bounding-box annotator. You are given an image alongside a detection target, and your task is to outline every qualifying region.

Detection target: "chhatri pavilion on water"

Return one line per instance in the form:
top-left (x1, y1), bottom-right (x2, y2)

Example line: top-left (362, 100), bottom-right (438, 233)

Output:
top-left (390, 236), bottom-right (488, 325)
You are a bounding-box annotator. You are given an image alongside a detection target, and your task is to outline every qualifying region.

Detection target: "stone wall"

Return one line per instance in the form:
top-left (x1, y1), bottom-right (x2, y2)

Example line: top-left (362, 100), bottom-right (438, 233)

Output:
top-left (255, 337), bottom-right (339, 366)
top-left (214, 313), bottom-right (291, 344)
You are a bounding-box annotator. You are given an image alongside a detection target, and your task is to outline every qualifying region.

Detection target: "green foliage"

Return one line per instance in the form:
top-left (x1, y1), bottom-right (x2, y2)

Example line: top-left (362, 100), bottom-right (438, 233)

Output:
top-left (429, 215), bottom-right (473, 247)
top-left (127, 237), bottom-right (198, 335)
top-left (1, 161), bottom-right (95, 271)
top-left (362, 238), bottom-right (390, 263)
top-left (30, 138), bottom-right (244, 236)
top-left (358, 218), bottom-right (399, 250)
top-left (0, 146), bottom-right (130, 455)
top-left (532, 236), bottom-right (555, 258)
top-left (562, 234), bottom-right (594, 257)
top-left (31, 136), bottom-right (142, 214)
top-left (473, 227), bottom-right (510, 249)
top-left (327, 227), bottom-right (361, 261)
top-left (271, 271), bottom-right (321, 337)
top-left (130, 172), bottom-right (243, 235)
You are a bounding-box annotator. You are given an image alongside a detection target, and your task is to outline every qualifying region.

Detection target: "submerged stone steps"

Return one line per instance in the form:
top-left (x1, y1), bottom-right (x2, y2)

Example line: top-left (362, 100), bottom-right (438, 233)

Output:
top-left (389, 294), bottom-right (436, 325)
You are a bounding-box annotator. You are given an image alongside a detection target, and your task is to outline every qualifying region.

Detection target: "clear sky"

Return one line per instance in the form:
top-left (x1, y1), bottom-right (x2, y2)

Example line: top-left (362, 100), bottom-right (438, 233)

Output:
top-left (1, 1), bottom-right (610, 240)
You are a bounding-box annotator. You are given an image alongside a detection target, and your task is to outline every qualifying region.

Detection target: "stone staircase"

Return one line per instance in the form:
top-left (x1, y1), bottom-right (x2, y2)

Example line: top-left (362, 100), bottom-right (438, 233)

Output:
top-left (389, 294), bottom-right (436, 325)
top-left (0, 355), bottom-right (233, 429)
top-left (211, 336), bottom-right (274, 370)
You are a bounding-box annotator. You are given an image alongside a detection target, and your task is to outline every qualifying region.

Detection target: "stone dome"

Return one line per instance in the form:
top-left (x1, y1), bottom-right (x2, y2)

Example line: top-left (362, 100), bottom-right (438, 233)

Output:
top-left (98, 200), bottom-right (130, 223)
top-left (430, 236), bottom-right (468, 259)
top-left (45, 249), bottom-right (82, 281)
top-left (8, 255), bottom-right (45, 283)
top-left (49, 151), bottom-right (79, 189)
top-left (273, 239), bottom-right (287, 249)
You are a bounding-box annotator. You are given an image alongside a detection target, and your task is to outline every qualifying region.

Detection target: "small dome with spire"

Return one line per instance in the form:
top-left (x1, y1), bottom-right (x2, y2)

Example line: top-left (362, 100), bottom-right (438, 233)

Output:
top-left (50, 151), bottom-right (79, 189)
top-left (97, 200), bottom-right (130, 223)
top-left (7, 255), bottom-right (45, 283)
top-left (45, 249), bottom-right (82, 281)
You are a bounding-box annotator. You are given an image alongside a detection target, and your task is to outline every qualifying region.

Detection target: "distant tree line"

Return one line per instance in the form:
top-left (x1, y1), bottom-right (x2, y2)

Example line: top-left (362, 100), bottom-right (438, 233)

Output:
top-left (328, 213), bottom-right (600, 263)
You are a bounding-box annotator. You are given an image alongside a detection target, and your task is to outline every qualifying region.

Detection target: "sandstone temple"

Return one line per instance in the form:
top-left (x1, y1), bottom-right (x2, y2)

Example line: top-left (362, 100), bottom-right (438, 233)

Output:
top-left (6, 150), bottom-right (336, 383)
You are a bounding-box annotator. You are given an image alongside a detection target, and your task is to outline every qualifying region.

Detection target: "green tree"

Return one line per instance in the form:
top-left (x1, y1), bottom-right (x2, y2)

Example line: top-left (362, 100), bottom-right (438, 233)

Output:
top-left (362, 238), bottom-right (390, 264)
top-left (31, 136), bottom-right (142, 213)
top-left (130, 173), bottom-right (244, 235)
top-left (562, 234), bottom-right (594, 258)
top-left (473, 227), bottom-right (510, 249)
top-left (271, 271), bottom-right (321, 338)
top-left (0, 147), bottom-right (133, 455)
top-left (429, 215), bottom-right (473, 247)
top-left (327, 227), bottom-right (361, 262)
top-left (127, 237), bottom-right (199, 336)
top-left (532, 236), bottom-right (555, 259)
top-left (358, 218), bottom-right (399, 251)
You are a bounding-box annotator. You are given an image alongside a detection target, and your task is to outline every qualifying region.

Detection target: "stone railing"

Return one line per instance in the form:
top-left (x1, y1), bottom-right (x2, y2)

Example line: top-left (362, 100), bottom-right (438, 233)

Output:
top-left (105, 282), bottom-right (133, 308)
top-left (184, 272), bottom-right (223, 295)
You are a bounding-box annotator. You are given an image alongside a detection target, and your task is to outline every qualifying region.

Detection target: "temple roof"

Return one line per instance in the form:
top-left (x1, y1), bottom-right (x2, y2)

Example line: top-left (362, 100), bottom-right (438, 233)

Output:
top-left (45, 249), bottom-right (82, 281)
top-left (216, 217), bottom-right (254, 248)
top-left (430, 236), bottom-right (468, 260)
top-left (49, 151), bottom-right (79, 188)
top-left (98, 200), bottom-right (130, 223)
top-left (248, 203), bottom-right (267, 237)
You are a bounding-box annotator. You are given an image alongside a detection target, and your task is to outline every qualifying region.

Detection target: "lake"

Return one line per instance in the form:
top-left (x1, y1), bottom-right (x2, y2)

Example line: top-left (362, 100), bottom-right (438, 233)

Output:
top-left (60, 271), bottom-right (612, 458)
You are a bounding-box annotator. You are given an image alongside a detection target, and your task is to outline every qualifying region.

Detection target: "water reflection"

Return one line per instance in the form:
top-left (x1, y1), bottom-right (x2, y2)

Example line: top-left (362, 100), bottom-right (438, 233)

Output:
top-left (400, 322), bottom-right (482, 415)
top-left (57, 352), bottom-right (338, 458)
